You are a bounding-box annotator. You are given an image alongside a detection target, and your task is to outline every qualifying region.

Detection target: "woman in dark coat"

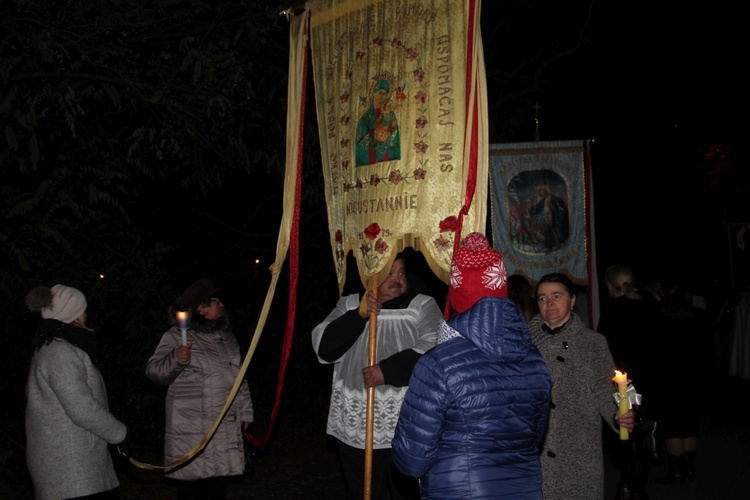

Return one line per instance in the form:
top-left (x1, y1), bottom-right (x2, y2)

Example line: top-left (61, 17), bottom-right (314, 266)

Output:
top-left (597, 264), bottom-right (663, 498)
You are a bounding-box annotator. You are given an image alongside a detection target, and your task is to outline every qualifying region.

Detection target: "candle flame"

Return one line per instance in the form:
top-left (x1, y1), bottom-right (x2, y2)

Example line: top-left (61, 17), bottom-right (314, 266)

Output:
top-left (176, 310), bottom-right (191, 330)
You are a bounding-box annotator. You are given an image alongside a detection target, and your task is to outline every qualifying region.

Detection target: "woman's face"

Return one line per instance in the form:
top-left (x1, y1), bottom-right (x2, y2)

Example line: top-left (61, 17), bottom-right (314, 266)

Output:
top-left (197, 298), bottom-right (224, 321)
top-left (537, 281), bottom-right (575, 329)
top-left (71, 311), bottom-right (88, 328)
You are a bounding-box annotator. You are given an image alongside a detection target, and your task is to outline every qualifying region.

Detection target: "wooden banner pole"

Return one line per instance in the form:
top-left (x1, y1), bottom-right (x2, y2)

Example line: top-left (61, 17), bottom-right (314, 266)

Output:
top-left (363, 275), bottom-right (378, 500)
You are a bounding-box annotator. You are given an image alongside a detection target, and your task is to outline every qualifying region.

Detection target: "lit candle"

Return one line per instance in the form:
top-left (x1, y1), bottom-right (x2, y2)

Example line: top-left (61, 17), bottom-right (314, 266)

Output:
top-left (176, 310), bottom-right (191, 346)
top-left (612, 370), bottom-right (629, 440)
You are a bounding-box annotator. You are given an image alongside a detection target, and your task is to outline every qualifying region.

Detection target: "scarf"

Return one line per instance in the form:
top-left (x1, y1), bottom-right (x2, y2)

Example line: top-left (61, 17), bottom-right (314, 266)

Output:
top-left (31, 318), bottom-right (99, 366)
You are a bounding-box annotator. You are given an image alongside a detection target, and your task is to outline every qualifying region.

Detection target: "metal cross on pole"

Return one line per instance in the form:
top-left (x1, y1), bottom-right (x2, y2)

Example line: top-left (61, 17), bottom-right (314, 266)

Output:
top-left (533, 101), bottom-right (542, 141)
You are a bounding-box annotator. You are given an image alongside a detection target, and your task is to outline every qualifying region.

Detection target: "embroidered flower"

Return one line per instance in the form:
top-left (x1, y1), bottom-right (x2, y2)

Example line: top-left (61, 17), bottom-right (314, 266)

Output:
top-left (364, 223), bottom-right (381, 240)
top-left (433, 235), bottom-right (451, 251)
top-left (439, 216), bottom-right (459, 233)
top-left (374, 238), bottom-right (388, 254)
top-left (388, 170), bottom-right (404, 185)
top-left (414, 140), bottom-right (429, 154)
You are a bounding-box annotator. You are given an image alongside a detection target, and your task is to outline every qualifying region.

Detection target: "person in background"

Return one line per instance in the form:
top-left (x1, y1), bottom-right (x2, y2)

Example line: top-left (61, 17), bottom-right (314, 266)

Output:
top-left (311, 250), bottom-right (442, 500)
top-left (598, 264), bottom-right (662, 388)
top-left (508, 273), bottom-right (537, 323)
top-left (25, 284), bottom-right (128, 500)
top-left (651, 283), bottom-right (707, 485)
top-left (528, 273), bottom-right (635, 500)
top-left (146, 279), bottom-right (253, 500)
top-left (598, 264), bottom-right (663, 499)
top-left (392, 232), bottom-right (552, 499)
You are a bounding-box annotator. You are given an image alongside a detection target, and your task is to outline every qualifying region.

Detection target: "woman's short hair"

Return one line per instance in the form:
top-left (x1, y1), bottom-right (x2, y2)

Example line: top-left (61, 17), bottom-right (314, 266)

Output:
top-left (535, 273), bottom-right (576, 296)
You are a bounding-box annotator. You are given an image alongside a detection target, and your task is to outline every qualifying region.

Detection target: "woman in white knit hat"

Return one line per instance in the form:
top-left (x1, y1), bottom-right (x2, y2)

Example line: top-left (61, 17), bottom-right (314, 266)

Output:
top-left (25, 284), bottom-right (128, 500)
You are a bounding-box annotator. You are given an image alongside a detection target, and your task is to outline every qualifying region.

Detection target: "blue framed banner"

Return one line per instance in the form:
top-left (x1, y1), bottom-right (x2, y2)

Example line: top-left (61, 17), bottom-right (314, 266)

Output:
top-left (489, 140), bottom-right (598, 323)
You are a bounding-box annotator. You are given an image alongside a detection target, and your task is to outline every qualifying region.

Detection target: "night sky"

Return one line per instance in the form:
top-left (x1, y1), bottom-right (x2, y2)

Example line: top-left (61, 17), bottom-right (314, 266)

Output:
top-left (478, 0), bottom-right (744, 288)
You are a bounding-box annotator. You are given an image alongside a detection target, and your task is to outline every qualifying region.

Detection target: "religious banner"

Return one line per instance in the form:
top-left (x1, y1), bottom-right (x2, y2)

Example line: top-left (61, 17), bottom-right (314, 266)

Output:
top-left (489, 140), bottom-right (592, 287)
top-left (308, 0), bottom-right (487, 291)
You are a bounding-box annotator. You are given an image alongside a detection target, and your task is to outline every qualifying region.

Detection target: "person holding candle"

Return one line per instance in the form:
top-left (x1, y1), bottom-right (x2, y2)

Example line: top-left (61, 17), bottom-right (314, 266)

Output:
top-left (24, 284), bottom-right (129, 500)
top-left (146, 278), bottom-right (253, 499)
top-left (528, 273), bottom-right (635, 500)
top-left (392, 233), bottom-right (552, 499)
top-left (598, 263), bottom-right (663, 498)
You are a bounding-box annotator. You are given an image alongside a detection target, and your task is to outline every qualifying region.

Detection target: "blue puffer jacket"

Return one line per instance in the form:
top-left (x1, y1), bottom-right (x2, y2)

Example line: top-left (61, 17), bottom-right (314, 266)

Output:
top-left (392, 297), bottom-right (552, 499)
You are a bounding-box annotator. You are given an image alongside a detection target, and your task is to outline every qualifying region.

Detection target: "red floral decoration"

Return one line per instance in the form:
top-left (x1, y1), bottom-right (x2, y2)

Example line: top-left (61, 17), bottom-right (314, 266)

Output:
top-left (439, 216), bottom-right (459, 233)
top-left (364, 223), bottom-right (381, 240)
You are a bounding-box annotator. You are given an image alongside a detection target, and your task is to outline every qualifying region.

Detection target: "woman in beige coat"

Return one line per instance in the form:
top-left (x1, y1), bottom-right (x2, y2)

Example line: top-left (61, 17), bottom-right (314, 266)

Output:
top-left (146, 279), bottom-right (253, 499)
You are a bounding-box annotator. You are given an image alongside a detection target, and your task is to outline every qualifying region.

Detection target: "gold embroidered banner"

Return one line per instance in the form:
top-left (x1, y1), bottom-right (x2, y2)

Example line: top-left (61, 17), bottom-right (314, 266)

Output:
top-left (309, 0), bottom-right (487, 291)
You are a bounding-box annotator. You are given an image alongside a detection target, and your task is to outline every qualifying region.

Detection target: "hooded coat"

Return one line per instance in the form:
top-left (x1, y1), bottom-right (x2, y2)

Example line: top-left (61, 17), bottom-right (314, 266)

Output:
top-left (392, 297), bottom-right (552, 499)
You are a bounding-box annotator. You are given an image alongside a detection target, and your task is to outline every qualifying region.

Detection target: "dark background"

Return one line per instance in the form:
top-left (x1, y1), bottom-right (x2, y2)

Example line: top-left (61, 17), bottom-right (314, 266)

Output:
top-left (1, 0), bottom-right (744, 497)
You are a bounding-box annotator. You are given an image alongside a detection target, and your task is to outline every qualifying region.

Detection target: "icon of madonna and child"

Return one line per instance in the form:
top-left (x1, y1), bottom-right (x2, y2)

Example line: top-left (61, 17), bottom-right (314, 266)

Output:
top-left (355, 71), bottom-right (405, 167)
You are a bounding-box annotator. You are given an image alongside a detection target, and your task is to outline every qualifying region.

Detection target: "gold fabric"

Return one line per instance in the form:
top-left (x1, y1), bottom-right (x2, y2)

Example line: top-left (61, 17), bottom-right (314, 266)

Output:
top-left (309, 0), bottom-right (488, 292)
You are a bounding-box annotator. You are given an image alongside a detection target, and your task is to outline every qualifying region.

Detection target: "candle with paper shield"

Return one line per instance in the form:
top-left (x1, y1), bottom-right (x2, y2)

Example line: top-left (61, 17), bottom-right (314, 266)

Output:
top-left (613, 370), bottom-right (629, 440)
top-left (176, 310), bottom-right (191, 346)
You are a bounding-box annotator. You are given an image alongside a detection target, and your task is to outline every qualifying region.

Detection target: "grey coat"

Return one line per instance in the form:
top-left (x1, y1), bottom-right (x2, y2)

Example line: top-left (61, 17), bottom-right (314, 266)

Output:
top-left (145, 325), bottom-right (253, 481)
top-left (25, 337), bottom-right (126, 500)
top-left (528, 313), bottom-right (619, 500)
